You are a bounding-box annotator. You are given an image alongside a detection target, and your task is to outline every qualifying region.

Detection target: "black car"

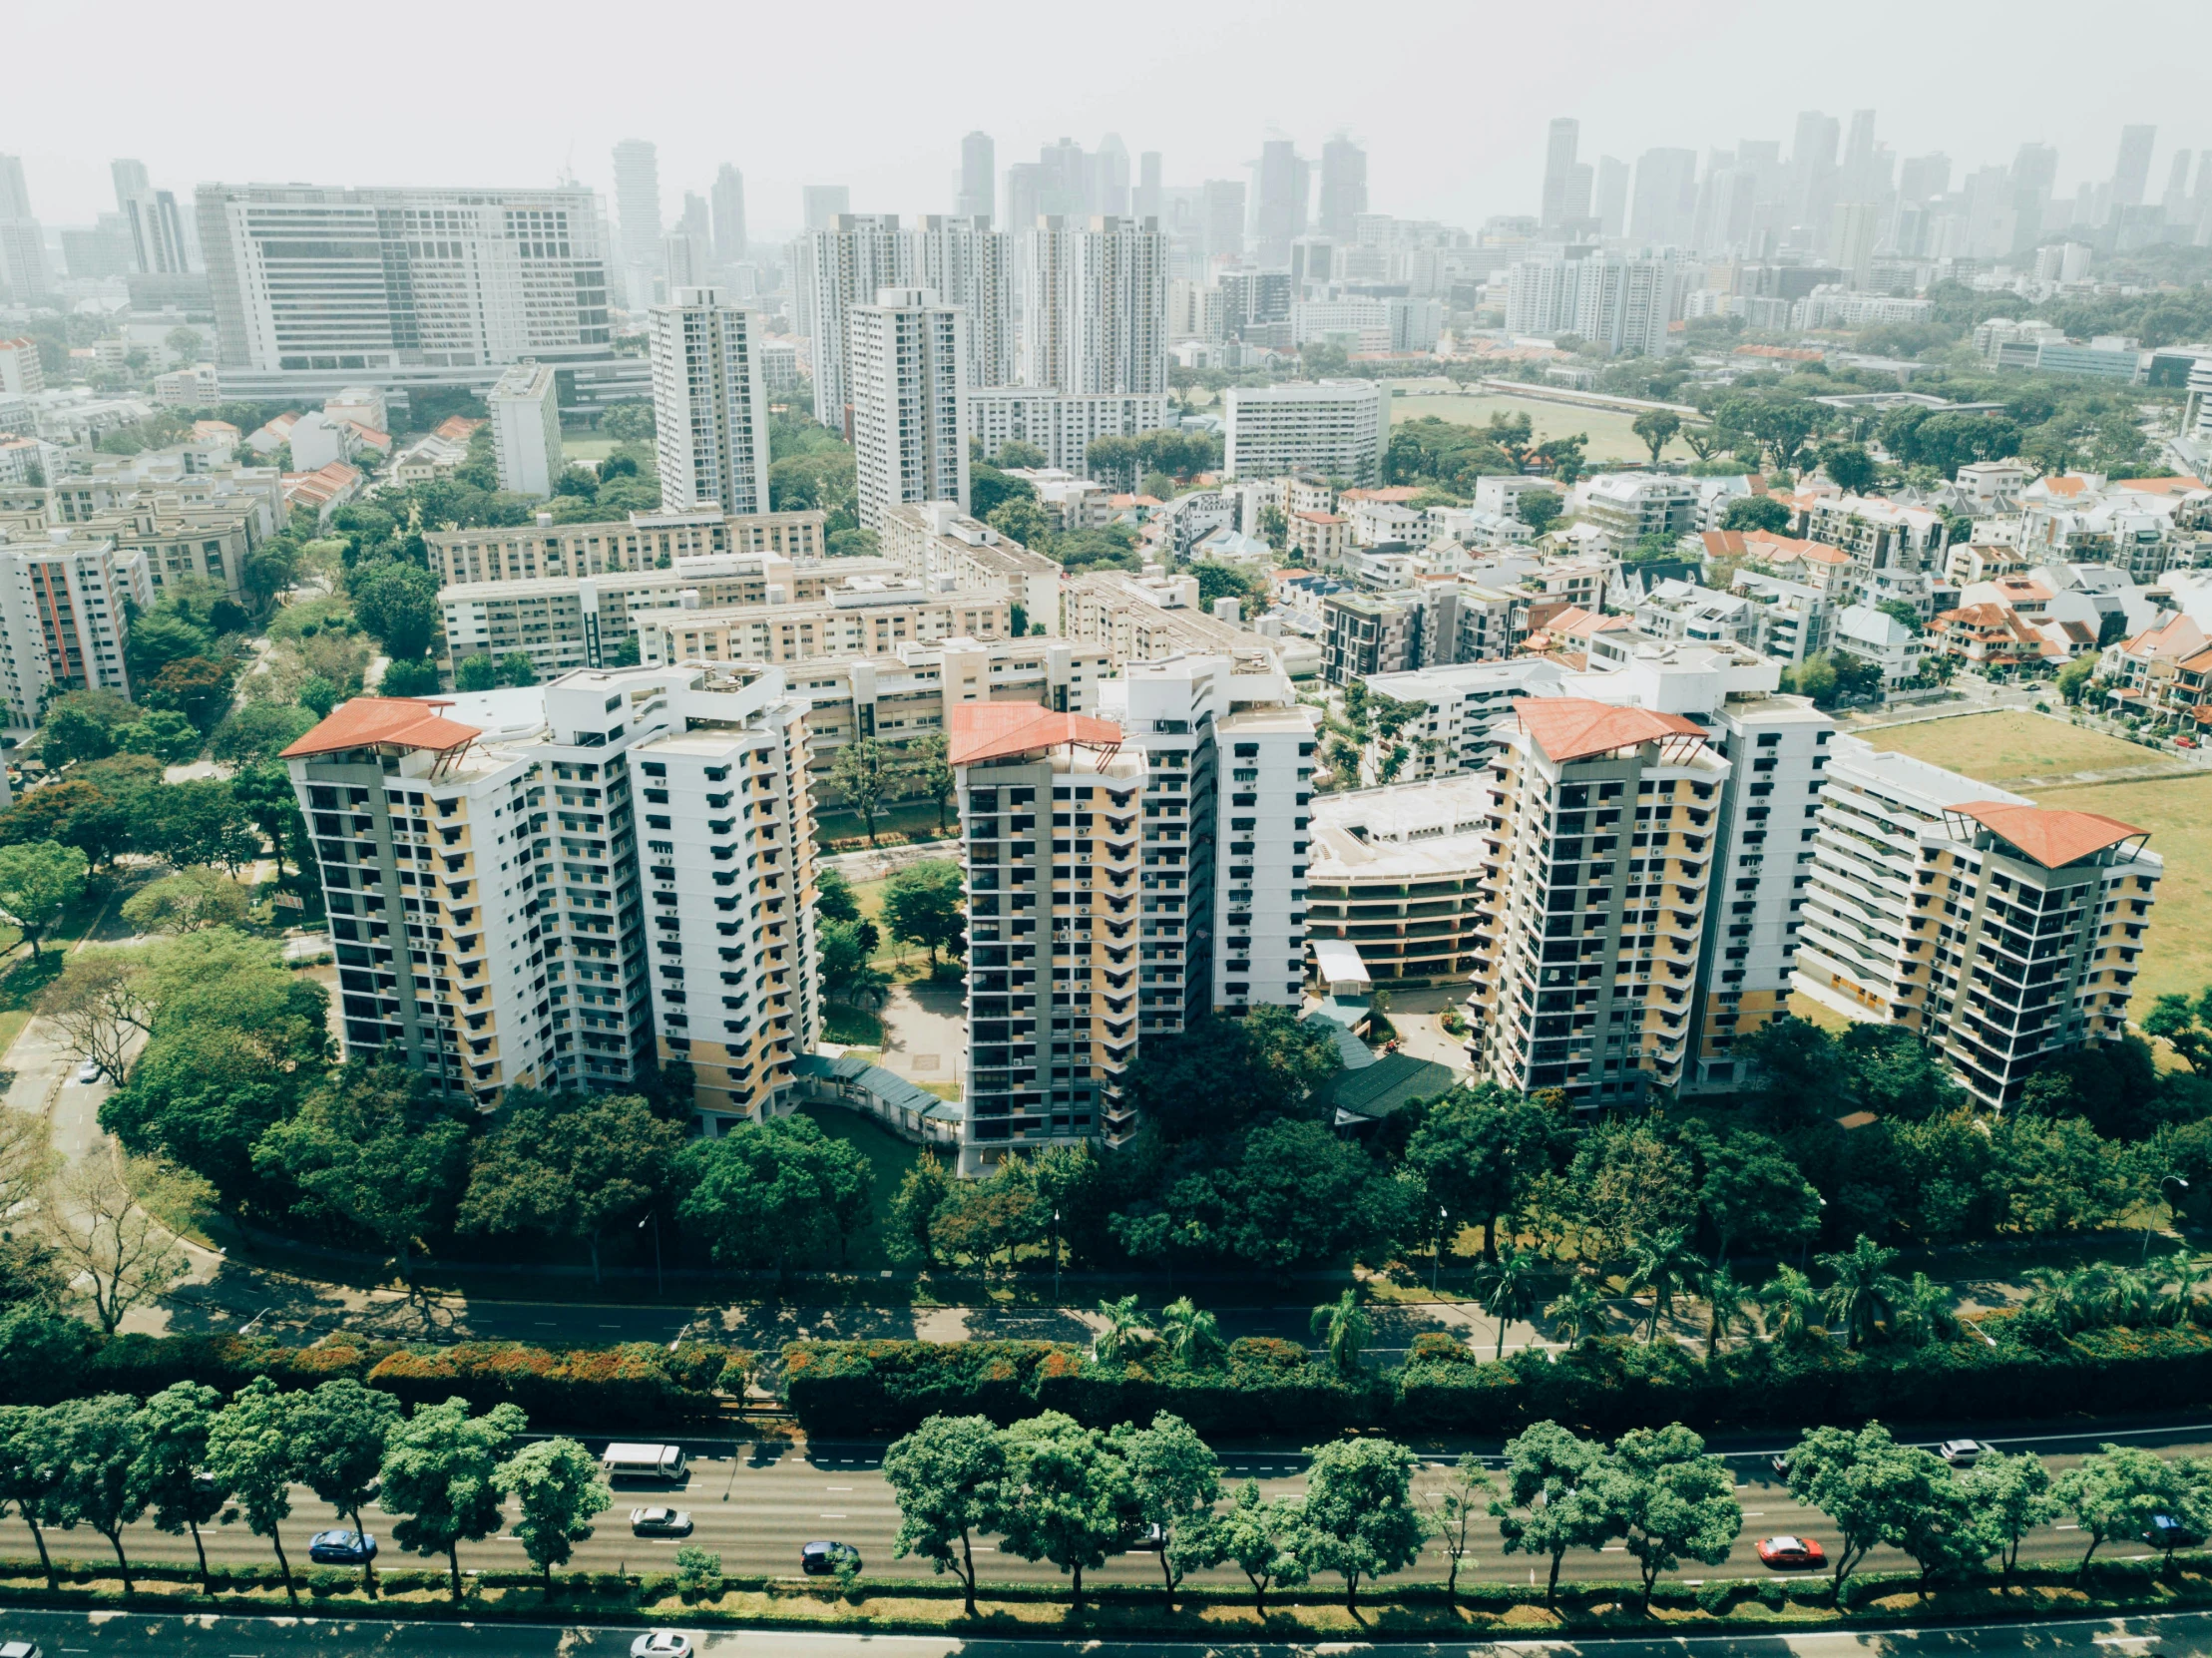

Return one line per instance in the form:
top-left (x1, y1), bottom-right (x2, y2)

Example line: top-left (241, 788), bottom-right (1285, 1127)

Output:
top-left (801, 1540), bottom-right (861, 1575)
top-left (307, 1529), bottom-right (377, 1565)
top-left (2146, 1513), bottom-right (2202, 1550)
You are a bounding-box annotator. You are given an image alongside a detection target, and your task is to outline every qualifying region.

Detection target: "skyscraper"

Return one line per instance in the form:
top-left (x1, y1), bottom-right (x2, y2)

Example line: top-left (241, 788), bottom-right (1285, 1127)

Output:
top-left (112, 158), bottom-right (190, 275)
top-left (1092, 136), bottom-right (1130, 217)
top-left (802, 186), bottom-right (851, 232)
top-left (849, 286), bottom-right (967, 530)
top-left (650, 286), bottom-right (772, 515)
top-left (612, 140), bottom-right (663, 306)
top-left (487, 361), bottom-right (564, 498)
top-left (957, 132), bottom-right (995, 222)
top-left (1829, 201), bottom-right (1879, 288)
top-left (1133, 153), bottom-right (1163, 223)
top-left (1594, 157), bottom-right (1630, 238)
top-left (2111, 125), bottom-right (2156, 208)
top-left (908, 215), bottom-right (1014, 388)
top-left (0, 156), bottom-right (48, 303)
top-left (1628, 149), bottom-right (1698, 246)
top-left (1018, 216), bottom-right (1168, 395)
top-left (0, 157), bottom-right (31, 222)
top-left (1841, 109), bottom-right (1878, 196)
top-left (1318, 136), bottom-right (1368, 241)
top-left (1789, 110), bottom-right (1841, 226)
top-left (711, 165), bottom-right (747, 264)
top-left (1541, 118), bottom-right (1581, 229)
top-left (1251, 140), bottom-right (1309, 266)
top-left (1200, 181), bottom-right (1246, 264)
top-left (796, 214), bottom-right (909, 432)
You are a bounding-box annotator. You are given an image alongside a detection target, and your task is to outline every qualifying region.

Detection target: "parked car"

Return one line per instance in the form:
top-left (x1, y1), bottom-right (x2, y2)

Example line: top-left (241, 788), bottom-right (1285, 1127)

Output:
top-left (629, 1636), bottom-right (691, 1658)
top-left (1938, 1440), bottom-right (1985, 1467)
top-left (0, 1640), bottom-right (43, 1658)
top-left (630, 1507), bottom-right (693, 1537)
top-left (1756, 1535), bottom-right (1826, 1570)
top-left (2146, 1513), bottom-right (2202, 1550)
top-left (307, 1529), bottom-right (377, 1564)
top-left (801, 1540), bottom-right (861, 1575)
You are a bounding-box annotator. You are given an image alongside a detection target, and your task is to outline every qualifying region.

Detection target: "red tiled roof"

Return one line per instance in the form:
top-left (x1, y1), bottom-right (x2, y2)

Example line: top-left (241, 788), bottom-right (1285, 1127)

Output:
top-left (2115, 476), bottom-right (2203, 495)
top-left (947, 704), bottom-right (1123, 766)
top-left (280, 697), bottom-right (482, 759)
top-left (1951, 801), bottom-right (2147, 869)
top-left (1513, 697), bottom-right (1705, 763)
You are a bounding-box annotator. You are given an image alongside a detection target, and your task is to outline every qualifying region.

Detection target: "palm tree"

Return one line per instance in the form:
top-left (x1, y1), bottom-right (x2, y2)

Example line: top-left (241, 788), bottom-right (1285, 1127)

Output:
top-left (1698, 1263), bottom-right (1757, 1360)
top-left (1623, 1228), bottom-right (1707, 1346)
top-left (1158, 1296), bottom-right (1226, 1368)
top-left (1887, 1272), bottom-right (1958, 1347)
top-left (1816, 1233), bottom-right (1904, 1349)
top-left (2105, 1265), bottom-right (2159, 1329)
top-left (2023, 1264), bottom-right (2108, 1335)
top-left (1310, 1290), bottom-right (1370, 1377)
top-left (2155, 1247), bottom-right (2203, 1326)
top-left (1094, 1294), bottom-right (1149, 1366)
top-left (1543, 1277), bottom-right (1611, 1346)
top-left (1471, 1249), bottom-right (1544, 1360)
top-left (1759, 1265), bottom-right (1827, 1349)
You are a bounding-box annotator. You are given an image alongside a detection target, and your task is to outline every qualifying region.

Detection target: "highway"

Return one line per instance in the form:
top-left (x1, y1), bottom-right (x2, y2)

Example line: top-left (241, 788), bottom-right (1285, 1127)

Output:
top-left (0, 1604), bottom-right (2205, 1656)
top-left (0, 1422), bottom-right (2204, 1593)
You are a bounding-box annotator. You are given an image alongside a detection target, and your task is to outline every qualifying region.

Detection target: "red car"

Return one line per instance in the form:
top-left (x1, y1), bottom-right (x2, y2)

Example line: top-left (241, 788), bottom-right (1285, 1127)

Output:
top-left (1757, 1535), bottom-right (1826, 1570)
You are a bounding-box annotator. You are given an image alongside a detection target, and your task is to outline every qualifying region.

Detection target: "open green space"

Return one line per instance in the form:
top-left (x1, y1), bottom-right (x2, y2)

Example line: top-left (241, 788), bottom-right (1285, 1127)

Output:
top-left (1862, 709), bottom-right (2190, 786)
top-left (1391, 391), bottom-right (1697, 464)
top-left (557, 430), bottom-right (619, 462)
top-left (792, 1099), bottom-right (924, 1271)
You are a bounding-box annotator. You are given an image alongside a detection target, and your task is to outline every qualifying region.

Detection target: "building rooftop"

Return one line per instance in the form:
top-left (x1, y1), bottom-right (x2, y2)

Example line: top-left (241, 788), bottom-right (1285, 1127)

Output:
top-left (947, 702), bottom-right (1123, 766)
top-left (281, 696), bottom-right (482, 758)
top-left (1514, 696), bottom-right (1705, 763)
top-left (1950, 801), bottom-right (2149, 869)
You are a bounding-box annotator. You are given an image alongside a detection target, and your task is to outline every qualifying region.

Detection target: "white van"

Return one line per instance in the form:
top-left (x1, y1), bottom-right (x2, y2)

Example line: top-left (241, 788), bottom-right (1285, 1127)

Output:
top-left (602, 1443), bottom-right (687, 1482)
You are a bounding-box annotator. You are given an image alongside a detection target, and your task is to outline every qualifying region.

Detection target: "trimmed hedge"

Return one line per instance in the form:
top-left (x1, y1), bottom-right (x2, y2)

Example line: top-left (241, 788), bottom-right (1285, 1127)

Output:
top-left (0, 1309), bottom-right (741, 1427)
top-left (782, 1318), bottom-right (2212, 1439)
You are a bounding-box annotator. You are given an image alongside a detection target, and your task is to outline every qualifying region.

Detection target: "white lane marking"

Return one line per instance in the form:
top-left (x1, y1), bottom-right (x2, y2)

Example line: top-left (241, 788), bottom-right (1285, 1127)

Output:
top-left (820, 1512), bottom-right (847, 1518)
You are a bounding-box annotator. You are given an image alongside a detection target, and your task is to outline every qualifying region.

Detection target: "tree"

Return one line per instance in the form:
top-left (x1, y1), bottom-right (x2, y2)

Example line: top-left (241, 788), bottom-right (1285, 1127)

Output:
top-left (133, 1381), bottom-right (227, 1590)
top-left (293, 1378), bottom-right (402, 1592)
top-left (120, 870), bottom-right (250, 936)
top-left (1544, 1277), bottom-right (1612, 1345)
top-left (379, 1395), bottom-right (530, 1602)
top-left (818, 918), bottom-right (888, 1009)
top-left (1784, 1422), bottom-right (1943, 1596)
top-left (995, 1412), bottom-right (1132, 1609)
top-left (454, 652), bottom-right (499, 691)
top-left (1623, 1228), bottom-right (1706, 1344)
top-left (116, 708), bottom-right (204, 765)
top-left (46, 1394), bottom-right (148, 1592)
top-left (817, 866), bottom-right (861, 924)
top-left (44, 1154), bottom-right (194, 1333)
top-left (380, 657), bottom-right (441, 696)
top-left (1722, 495), bottom-right (1792, 534)
top-left (1963, 1451), bottom-right (2055, 1577)
top-left (349, 561), bottom-right (441, 660)
top-left (206, 1377), bottom-right (306, 1602)
top-left (496, 651), bottom-right (537, 688)
top-left (143, 657), bottom-right (237, 736)
top-left (2143, 990), bottom-right (2212, 1074)
top-left (1423, 1452), bottom-right (1496, 1604)
top-left (1632, 409), bottom-right (1682, 466)
top-left (1820, 442), bottom-right (1879, 495)
top-left (1601, 1424), bottom-right (1743, 1602)
top-left (1697, 1130), bottom-right (1824, 1260)
top-left (677, 1113), bottom-right (874, 1276)
top-left (1310, 1289), bottom-right (1370, 1376)
top-left (142, 779), bottom-right (262, 873)
top-left (1819, 1234), bottom-right (1905, 1349)
top-left (882, 859), bottom-right (964, 968)
top-left (1208, 1477), bottom-right (1309, 1611)
top-left (2054, 1445), bottom-right (2188, 1574)
top-left (1758, 1264), bottom-right (1827, 1348)
top-left (884, 1414), bottom-right (1007, 1616)
top-left (1157, 1296), bottom-right (1226, 1369)
top-left (1471, 1248), bottom-right (1543, 1359)
top-left (1093, 1293), bottom-right (1150, 1366)
top-left (1119, 1009), bottom-right (1343, 1144)
top-left (1297, 1436), bottom-right (1428, 1611)
top-left (908, 733), bottom-right (955, 832)
top-left (39, 690), bottom-right (138, 768)
top-left (829, 737), bottom-right (895, 844)
top-left (1494, 1421), bottom-right (1616, 1603)
top-left (1519, 491), bottom-right (1563, 533)
top-left (887, 1151), bottom-right (955, 1267)
top-left (1112, 1413), bottom-right (1221, 1605)
top-left (494, 1437), bottom-right (611, 1595)
top-left (2056, 654), bottom-right (2099, 706)
top-left (0, 841), bottom-right (87, 960)
top-left (459, 1089), bottom-right (683, 1282)
top-left (0, 1405), bottom-right (63, 1588)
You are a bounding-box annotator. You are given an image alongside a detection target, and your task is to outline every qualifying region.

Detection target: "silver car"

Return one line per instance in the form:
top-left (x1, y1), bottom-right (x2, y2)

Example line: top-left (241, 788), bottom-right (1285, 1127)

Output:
top-left (630, 1635), bottom-right (691, 1658)
top-left (1938, 1439), bottom-right (1985, 1466)
top-left (630, 1505), bottom-right (693, 1536)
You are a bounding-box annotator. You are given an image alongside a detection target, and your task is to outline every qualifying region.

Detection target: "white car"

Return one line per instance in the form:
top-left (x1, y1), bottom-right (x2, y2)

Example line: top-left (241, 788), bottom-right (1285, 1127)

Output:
top-left (72, 1061), bottom-right (99, 1085)
top-left (630, 1635), bottom-right (691, 1658)
top-left (630, 1506), bottom-right (693, 1536)
top-left (1938, 1439), bottom-right (1985, 1466)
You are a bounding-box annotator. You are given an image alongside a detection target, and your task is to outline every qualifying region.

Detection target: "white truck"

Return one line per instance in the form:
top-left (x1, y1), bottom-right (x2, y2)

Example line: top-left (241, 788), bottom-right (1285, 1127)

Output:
top-left (602, 1443), bottom-right (687, 1482)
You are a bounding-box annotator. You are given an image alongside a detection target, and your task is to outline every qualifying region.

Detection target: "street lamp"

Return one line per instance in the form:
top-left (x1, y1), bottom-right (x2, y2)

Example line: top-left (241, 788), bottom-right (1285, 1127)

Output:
top-left (1434, 1206), bottom-right (1449, 1295)
top-left (2148, 1174), bottom-right (2191, 1261)
top-left (1052, 1208), bottom-right (1062, 1303)
top-left (639, 1210), bottom-right (663, 1298)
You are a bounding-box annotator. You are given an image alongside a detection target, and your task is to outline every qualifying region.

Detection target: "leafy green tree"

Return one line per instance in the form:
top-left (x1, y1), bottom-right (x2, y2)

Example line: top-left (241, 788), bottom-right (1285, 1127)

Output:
top-left (2143, 990), bottom-right (2212, 1074)
top-left (884, 1414), bottom-right (1007, 1615)
top-left (0, 841), bottom-right (87, 959)
top-left (0, 1404), bottom-right (62, 1588)
top-left (1423, 1452), bottom-right (1496, 1604)
top-left (1310, 1289), bottom-right (1370, 1376)
top-left (206, 1377), bottom-right (304, 1602)
top-left (142, 777), bottom-right (263, 872)
top-left (995, 1412), bottom-right (1133, 1609)
top-left (496, 651), bottom-right (537, 687)
top-left (887, 1150), bottom-right (955, 1266)
top-left (1818, 1234), bottom-right (1904, 1348)
top-left (380, 657), bottom-right (441, 696)
top-left (1600, 1424), bottom-right (1743, 1601)
top-left (1624, 1228), bottom-right (1706, 1344)
top-left (459, 1089), bottom-right (683, 1282)
top-left (1697, 1129), bottom-right (1824, 1260)
top-left (116, 709), bottom-right (205, 764)
top-left (1118, 1008), bottom-right (1343, 1144)
top-left (2054, 1445), bottom-right (2189, 1573)
top-left (1543, 1277), bottom-right (1612, 1345)
top-left (816, 866), bottom-right (861, 923)
top-left (454, 652), bottom-right (499, 691)
top-left (293, 1379), bottom-right (402, 1591)
top-left (1758, 1263), bottom-right (1827, 1348)
top-left (1698, 1263), bottom-right (1757, 1359)
top-left (494, 1436), bottom-right (611, 1595)
top-left (1722, 495), bottom-right (1792, 534)
top-left (121, 870), bottom-right (249, 936)
top-left (677, 1113), bottom-right (874, 1275)
top-left (143, 656), bottom-right (238, 735)
top-left (1784, 1421), bottom-right (1942, 1596)
top-left (1111, 1412), bottom-right (1220, 1605)
top-left (2056, 654), bottom-right (2099, 706)
top-left (986, 495), bottom-right (1055, 551)
top-left (47, 1394), bottom-right (149, 1592)
top-left (1964, 1451), bottom-right (2054, 1577)
top-left (1297, 1436), bottom-right (1428, 1611)
top-left (379, 1395), bottom-right (530, 1602)
top-left (819, 918), bottom-right (888, 1008)
top-left (907, 732), bottom-right (955, 831)
top-left (1631, 409), bottom-right (1681, 466)
top-left (1819, 442), bottom-right (1879, 494)
top-left (349, 561), bottom-right (441, 660)
top-left (1207, 1477), bottom-right (1309, 1611)
top-left (133, 1381), bottom-right (227, 1589)
top-left (1493, 1421), bottom-right (1616, 1603)
top-left (829, 737), bottom-right (895, 844)
top-left (882, 859), bottom-right (965, 967)
top-left (1093, 1293), bottom-right (1150, 1366)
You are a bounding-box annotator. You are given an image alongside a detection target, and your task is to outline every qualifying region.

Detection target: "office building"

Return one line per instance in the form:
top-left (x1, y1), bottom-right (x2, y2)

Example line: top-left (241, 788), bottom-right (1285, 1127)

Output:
top-left (486, 362), bottom-right (563, 499)
top-left (849, 286), bottom-right (968, 530)
top-left (650, 286), bottom-right (772, 516)
top-left (711, 166), bottom-right (747, 265)
top-left (611, 140), bottom-right (663, 309)
top-left (803, 187), bottom-right (850, 231)
top-left (113, 160), bottom-right (192, 276)
top-left (963, 388), bottom-right (1168, 475)
top-left (957, 133), bottom-right (996, 222)
top-left (0, 156), bottom-right (51, 303)
top-left (0, 339), bottom-right (43, 397)
top-left (0, 526), bottom-right (154, 732)
top-left (1595, 157), bottom-right (1630, 238)
top-left (1223, 379), bottom-right (1388, 485)
top-left (284, 664), bottom-right (820, 1122)
top-left (426, 509), bottom-right (824, 586)
top-left (1201, 181), bottom-right (1246, 263)
top-left (907, 216), bottom-right (1014, 389)
top-left (1629, 149), bottom-right (1698, 246)
top-left (1541, 119), bottom-right (1583, 229)
top-left (1133, 153), bottom-right (1162, 223)
top-left (1018, 216), bottom-right (1168, 396)
top-left (2111, 126), bottom-right (2156, 210)
top-left (796, 213), bottom-right (910, 434)
top-left (1318, 138), bottom-right (1368, 242)
top-left (1251, 140), bottom-right (1310, 266)
top-left (1797, 737), bottom-right (2160, 1110)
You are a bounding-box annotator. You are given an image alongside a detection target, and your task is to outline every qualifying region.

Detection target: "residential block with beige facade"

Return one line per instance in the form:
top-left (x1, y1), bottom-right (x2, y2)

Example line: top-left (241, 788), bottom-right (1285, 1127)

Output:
top-left (638, 586), bottom-right (1013, 669)
top-left (426, 509), bottom-right (826, 586)
top-left (0, 524), bottom-right (153, 731)
top-left (879, 502), bottom-right (1063, 634)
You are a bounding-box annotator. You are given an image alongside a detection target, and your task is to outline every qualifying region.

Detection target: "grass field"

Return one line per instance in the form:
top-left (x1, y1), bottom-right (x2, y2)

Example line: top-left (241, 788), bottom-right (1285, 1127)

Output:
top-left (1390, 391), bottom-right (1695, 465)
top-left (1858, 709), bottom-right (2189, 787)
top-left (558, 431), bottom-right (619, 462)
top-left (1861, 710), bottom-right (2212, 1005)
top-left (792, 1099), bottom-right (923, 1270)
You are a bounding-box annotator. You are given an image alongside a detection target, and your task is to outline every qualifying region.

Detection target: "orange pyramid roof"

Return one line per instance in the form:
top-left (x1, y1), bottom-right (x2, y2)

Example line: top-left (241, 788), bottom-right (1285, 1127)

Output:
top-left (1514, 697), bottom-right (1705, 763)
top-left (1950, 801), bottom-right (2146, 868)
top-left (281, 696), bottom-right (483, 759)
top-left (947, 703), bottom-right (1123, 766)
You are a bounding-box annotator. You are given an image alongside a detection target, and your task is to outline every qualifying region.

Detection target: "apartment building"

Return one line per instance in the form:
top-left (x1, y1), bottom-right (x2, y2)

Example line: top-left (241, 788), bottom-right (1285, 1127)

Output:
top-left (1018, 215), bottom-right (1169, 396)
top-left (1066, 570), bottom-right (1290, 674)
top-left (0, 526), bottom-right (153, 731)
top-left (907, 216), bottom-right (1014, 391)
top-left (86, 499), bottom-right (258, 599)
top-left (1306, 777), bottom-right (1495, 989)
top-left (1802, 493), bottom-right (1950, 578)
top-left (426, 509), bottom-right (827, 586)
top-left (1223, 380), bottom-right (1388, 486)
top-left (1581, 474), bottom-right (1702, 544)
top-left (487, 361), bottom-right (563, 498)
top-left (953, 702), bottom-right (1147, 1173)
top-left (964, 388), bottom-right (1170, 474)
top-left (849, 288), bottom-right (967, 530)
top-left (651, 288), bottom-right (772, 516)
top-left (1320, 590), bottom-right (1423, 684)
top-left (879, 502), bottom-right (1064, 633)
top-left (639, 586), bottom-right (1013, 668)
top-left (797, 214), bottom-right (910, 435)
top-left (1796, 736), bottom-right (2161, 1110)
top-left (1357, 658), bottom-right (1568, 783)
top-left (436, 555), bottom-right (908, 677)
top-left (283, 664), bottom-right (820, 1126)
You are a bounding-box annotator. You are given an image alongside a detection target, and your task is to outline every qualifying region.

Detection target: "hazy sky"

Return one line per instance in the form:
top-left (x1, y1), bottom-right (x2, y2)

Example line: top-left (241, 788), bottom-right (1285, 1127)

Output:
top-left (9, 0), bottom-right (2207, 239)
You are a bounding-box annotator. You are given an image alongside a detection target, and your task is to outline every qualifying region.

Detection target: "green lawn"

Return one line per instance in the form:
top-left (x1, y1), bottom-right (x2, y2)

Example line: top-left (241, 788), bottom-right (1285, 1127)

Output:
top-left (793, 1100), bottom-right (925, 1270)
top-left (1861, 709), bottom-right (2188, 787)
top-left (559, 431), bottom-right (619, 462)
top-left (822, 1003), bottom-right (885, 1044)
top-left (1391, 391), bottom-right (1694, 465)
top-left (815, 801), bottom-right (958, 851)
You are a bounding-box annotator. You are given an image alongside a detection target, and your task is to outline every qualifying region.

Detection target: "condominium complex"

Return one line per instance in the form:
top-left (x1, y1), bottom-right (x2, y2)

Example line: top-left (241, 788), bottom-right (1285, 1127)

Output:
top-left (425, 509), bottom-right (825, 586)
top-left (964, 388), bottom-right (1169, 474)
top-left (1795, 737), bottom-right (2160, 1110)
top-left (849, 287), bottom-right (968, 530)
top-left (1307, 778), bottom-right (1495, 988)
top-left (487, 362), bottom-right (563, 499)
top-left (1066, 570), bottom-right (1289, 674)
top-left (1017, 215), bottom-right (1169, 395)
top-left (283, 664), bottom-right (820, 1126)
top-left (650, 288), bottom-right (772, 516)
top-left (879, 502), bottom-right (1065, 632)
top-left (908, 215), bottom-right (1014, 390)
top-left (0, 526), bottom-right (153, 731)
top-left (1357, 659), bottom-right (1568, 782)
top-left (1224, 380), bottom-right (1389, 486)
top-left (796, 213), bottom-right (909, 435)
top-left (639, 587), bottom-right (1013, 667)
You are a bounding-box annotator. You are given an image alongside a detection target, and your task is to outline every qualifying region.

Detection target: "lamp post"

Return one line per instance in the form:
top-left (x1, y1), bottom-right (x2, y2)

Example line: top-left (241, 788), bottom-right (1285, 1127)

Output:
top-left (1434, 1206), bottom-right (1448, 1295)
top-left (2149, 1174), bottom-right (2191, 1261)
top-left (1052, 1208), bottom-right (1062, 1303)
top-left (639, 1210), bottom-right (663, 1298)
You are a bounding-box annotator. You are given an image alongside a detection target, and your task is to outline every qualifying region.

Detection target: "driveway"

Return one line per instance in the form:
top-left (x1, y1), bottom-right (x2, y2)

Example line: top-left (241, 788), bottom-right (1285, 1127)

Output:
top-left (1367, 982), bottom-right (1475, 1074)
top-left (875, 980), bottom-right (965, 1084)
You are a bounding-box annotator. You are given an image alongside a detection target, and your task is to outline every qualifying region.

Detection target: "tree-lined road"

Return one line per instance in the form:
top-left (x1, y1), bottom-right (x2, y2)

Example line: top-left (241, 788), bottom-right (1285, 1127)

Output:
top-left (0, 1423), bottom-right (2203, 1594)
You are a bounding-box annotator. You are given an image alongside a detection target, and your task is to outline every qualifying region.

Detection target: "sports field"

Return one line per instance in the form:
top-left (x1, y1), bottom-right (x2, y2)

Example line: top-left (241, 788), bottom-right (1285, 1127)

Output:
top-left (1862, 710), bottom-right (2211, 1004)
top-left (1389, 391), bottom-right (1697, 465)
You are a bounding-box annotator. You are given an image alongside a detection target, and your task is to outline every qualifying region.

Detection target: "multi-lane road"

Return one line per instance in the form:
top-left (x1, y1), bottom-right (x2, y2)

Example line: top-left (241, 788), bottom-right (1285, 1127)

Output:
top-left (0, 1421), bottom-right (2205, 1594)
